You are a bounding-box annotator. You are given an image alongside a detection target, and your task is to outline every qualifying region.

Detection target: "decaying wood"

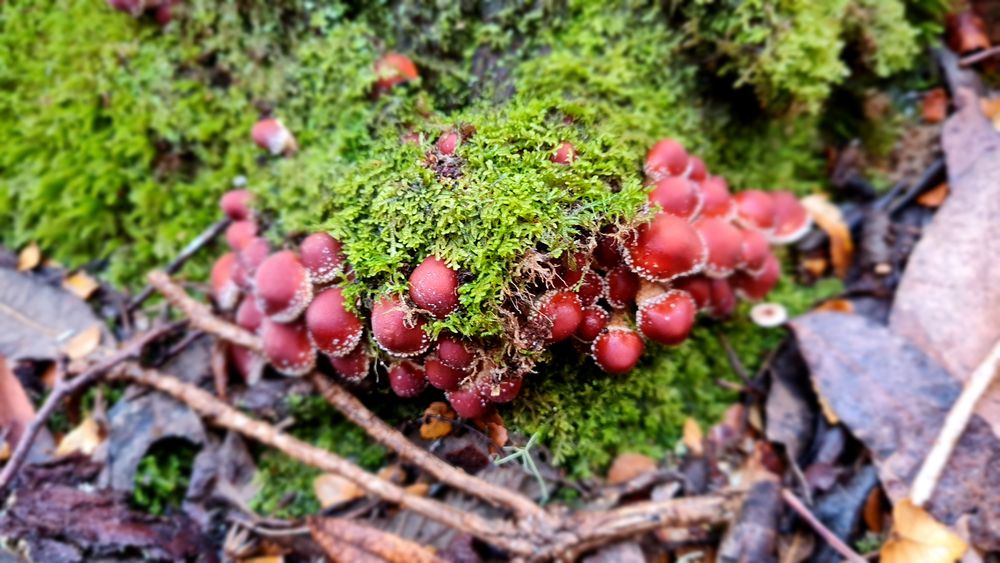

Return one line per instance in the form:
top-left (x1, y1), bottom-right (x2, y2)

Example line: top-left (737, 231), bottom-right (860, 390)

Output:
top-left (308, 516), bottom-right (445, 563)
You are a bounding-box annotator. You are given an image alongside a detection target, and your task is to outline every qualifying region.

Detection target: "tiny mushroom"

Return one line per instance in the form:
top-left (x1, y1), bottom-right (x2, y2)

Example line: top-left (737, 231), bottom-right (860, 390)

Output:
top-left (769, 191), bottom-right (812, 244)
top-left (251, 117), bottom-right (297, 156)
top-left (409, 256), bottom-right (460, 319)
top-left (300, 232), bottom-right (346, 285)
top-left (636, 284), bottom-right (697, 346)
top-left (305, 287), bottom-right (364, 357)
top-left (648, 177), bottom-right (703, 220)
top-left (388, 361), bottom-right (427, 398)
top-left (551, 142), bottom-right (577, 165)
top-left (624, 213), bottom-right (706, 282)
top-left (253, 250), bottom-right (313, 322)
top-left (375, 52), bottom-right (419, 92)
top-left (534, 290), bottom-right (584, 344)
top-left (219, 189), bottom-right (254, 221)
top-left (591, 319), bottom-right (645, 374)
top-left (644, 139), bottom-right (689, 180)
top-left (260, 319), bottom-right (316, 377)
top-left (370, 295), bottom-right (430, 357)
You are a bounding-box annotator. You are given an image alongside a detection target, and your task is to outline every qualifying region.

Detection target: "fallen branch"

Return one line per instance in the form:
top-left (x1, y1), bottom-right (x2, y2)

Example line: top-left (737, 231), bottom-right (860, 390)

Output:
top-left (0, 322), bottom-right (182, 496)
top-left (910, 339), bottom-right (1000, 507)
top-left (781, 488), bottom-right (865, 563)
top-left (959, 44), bottom-right (1000, 67)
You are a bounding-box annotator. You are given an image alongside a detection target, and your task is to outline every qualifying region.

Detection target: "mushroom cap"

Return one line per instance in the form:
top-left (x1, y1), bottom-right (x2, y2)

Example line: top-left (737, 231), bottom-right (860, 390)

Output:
top-left (645, 139), bottom-right (689, 180)
top-left (425, 356), bottom-right (464, 391)
top-left (732, 253), bottom-right (780, 301)
top-left (605, 266), bottom-right (640, 309)
top-left (693, 217), bottom-right (744, 278)
top-left (551, 142), bottom-right (576, 165)
top-left (738, 228), bottom-right (771, 275)
top-left (235, 296), bottom-right (264, 333)
top-left (624, 213), bottom-right (706, 282)
top-left (750, 303), bottom-right (788, 328)
top-left (592, 326), bottom-right (645, 375)
top-left (699, 176), bottom-right (735, 220)
top-left (261, 319), bottom-right (316, 377)
top-left (535, 290), bottom-right (584, 344)
top-left (670, 275), bottom-right (712, 311)
top-left (446, 386), bottom-right (491, 419)
top-left (300, 232), bottom-right (346, 285)
top-left (409, 256), bottom-right (460, 319)
top-left (594, 230), bottom-right (623, 271)
top-left (219, 189), bottom-right (254, 221)
top-left (554, 251), bottom-right (588, 289)
top-left (705, 278), bottom-right (737, 319)
top-left (226, 220), bottom-right (258, 252)
top-left (576, 305), bottom-right (610, 342)
top-left (375, 52), bottom-right (419, 91)
top-left (388, 361), bottom-right (427, 398)
top-left (733, 190), bottom-right (776, 232)
top-left (436, 131), bottom-right (460, 156)
top-left (437, 335), bottom-right (476, 372)
top-left (253, 250), bottom-right (313, 322)
top-left (648, 177), bottom-right (703, 220)
top-left (687, 156), bottom-right (707, 182)
top-left (477, 372), bottom-right (523, 404)
top-left (577, 270), bottom-right (607, 306)
top-left (251, 118), bottom-right (295, 156)
top-left (769, 191), bottom-right (812, 244)
top-left (211, 253), bottom-right (240, 310)
top-left (371, 295), bottom-right (430, 357)
top-left (329, 342), bottom-right (371, 381)
top-left (637, 289), bottom-right (697, 346)
top-left (305, 287), bottom-right (364, 357)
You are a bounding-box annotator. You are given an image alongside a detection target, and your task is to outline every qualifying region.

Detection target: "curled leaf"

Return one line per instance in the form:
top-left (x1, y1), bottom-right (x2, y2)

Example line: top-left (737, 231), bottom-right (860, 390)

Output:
top-left (63, 324), bottom-right (101, 360)
top-left (17, 243), bottom-right (40, 272)
top-left (55, 416), bottom-right (103, 457)
top-left (800, 195), bottom-right (854, 279)
top-left (607, 452), bottom-right (656, 485)
top-left (312, 473), bottom-right (364, 509)
top-left (880, 499), bottom-right (967, 563)
top-left (63, 271), bottom-right (100, 300)
top-left (420, 401), bottom-right (456, 440)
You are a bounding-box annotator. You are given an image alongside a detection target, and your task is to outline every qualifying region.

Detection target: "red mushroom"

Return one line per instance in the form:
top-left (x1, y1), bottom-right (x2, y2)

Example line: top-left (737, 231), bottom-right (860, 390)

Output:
top-left (687, 156), bottom-right (707, 182)
top-left (388, 361), bottom-right (427, 398)
top-left (636, 284), bottom-right (697, 346)
top-left (251, 117), bottom-right (297, 156)
top-left (551, 142), bottom-right (577, 165)
top-left (253, 250), bottom-right (313, 322)
top-left (305, 287), bottom-right (363, 357)
top-left (233, 236), bottom-right (270, 289)
top-left (371, 295), bottom-right (430, 357)
top-left (705, 278), bottom-right (737, 319)
top-left (226, 220), bottom-right (258, 252)
top-left (731, 253), bottom-right (780, 301)
top-left (738, 228), bottom-right (771, 275)
top-left (733, 190), bottom-right (776, 233)
top-left (219, 189), bottom-right (254, 221)
top-left (605, 266), bottom-right (640, 309)
top-left (591, 319), bottom-right (644, 375)
top-left (375, 52), bottom-right (419, 92)
top-left (576, 305), bottom-right (610, 342)
top-left (670, 275), bottom-right (712, 311)
top-left (647, 177), bottom-right (703, 220)
top-left (330, 342), bottom-right (371, 382)
top-left (699, 176), bottom-right (735, 220)
top-left (446, 386), bottom-right (492, 419)
top-left (300, 232), bottom-right (346, 285)
top-left (693, 217), bottom-right (744, 278)
top-left (577, 270), bottom-right (606, 306)
top-left (409, 256), bottom-right (460, 319)
top-left (769, 191), bottom-right (812, 244)
top-left (477, 372), bottom-right (523, 404)
top-left (235, 296), bottom-right (264, 333)
top-left (624, 213), bottom-right (706, 282)
top-left (533, 290), bottom-right (584, 344)
top-left (261, 319), bottom-right (316, 377)
top-left (594, 230), bottom-right (623, 271)
top-left (436, 131), bottom-right (460, 156)
top-left (645, 139), bottom-right (689, 181)
top-left (554, 251), bottom-right (588, 289)
top-left (437, 335), bottom-right (476, 372)
top-left (425, 356), bottom-right (464, 391)
top-left (210, 252), bottom-right (240, 310)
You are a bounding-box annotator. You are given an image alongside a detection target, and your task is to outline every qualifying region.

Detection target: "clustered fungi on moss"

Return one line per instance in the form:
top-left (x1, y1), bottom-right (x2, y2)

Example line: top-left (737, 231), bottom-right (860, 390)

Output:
top-left (204, 53), bottom-right (811, 419)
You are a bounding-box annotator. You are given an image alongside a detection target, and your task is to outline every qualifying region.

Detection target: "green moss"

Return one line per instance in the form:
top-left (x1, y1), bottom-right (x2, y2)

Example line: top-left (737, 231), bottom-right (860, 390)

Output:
top-left (132, 439), bottom-right (198, 515)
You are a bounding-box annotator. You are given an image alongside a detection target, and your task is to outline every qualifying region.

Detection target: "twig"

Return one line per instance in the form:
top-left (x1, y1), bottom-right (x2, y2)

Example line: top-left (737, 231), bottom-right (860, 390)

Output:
top-left (910, 339), bottom-right (1000, 507)
top-left (780, 488), bottom-right (865, 563)
top-left (0, 323), bottom-right (181, 496)
top-left (311, 374), bottom-right (551, 524)
top-left (959, 44), bottom-right (1000, 67)
top-left (127, 219), bottom-right (231, 312)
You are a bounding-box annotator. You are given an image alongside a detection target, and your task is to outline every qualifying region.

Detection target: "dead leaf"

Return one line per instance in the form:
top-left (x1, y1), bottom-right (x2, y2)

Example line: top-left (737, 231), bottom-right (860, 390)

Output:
top-left (917, 183), bottom-right (950, 208)
top-left (981, 97), bottom-right (1000, 131)
top-left (764, 339), bottom-right (816, 462)
top-left (377, 463), bottom-right (407, 485)
top-left (800, 195), bottom-right (854, 278)
top-left (814, 298), bottom-right (855, 313)
top-left (882, 499), bottom-right (968, 563)
top-left (62, 271), bottom-right (100, 300)
top-left (0, 441), bottom-right (9, 462)
top-left (405, 482), bottom-right (430, 496)
top-left (683, 417), bottom-right (704, 457)
top-left (313, 473), bottom-right (364, 509)
top-left (801, 256), bottom-right (828, 277)
top-left (923, 88), bottom-right (949, 124)
top-left (55, 417), bottom-right (102, 457)
top-left (17, 243), bottom-right (40, 272)
top-left (0, 268), bottom-right (110, 362)
top-left (0, 355), bottom-right (36, 445)
top-left (865, 487), bottom-right (888, 533)
top-left (472, 409), bottom-right (509, 450)
top-left (791, 312), bottom-right (1000, 549)
top-left (606, 452), bottom-right (657, 485)
top-left (889, 92), bottom-right (1000, 436)
top-left (947, 11), bottom-right (992, 54)
top-left (63, 324), bottom-right (101, 360)
top-left (420, 401), bottom-right (456, 440)
top-left (308, 516), bottom-right (444, 563)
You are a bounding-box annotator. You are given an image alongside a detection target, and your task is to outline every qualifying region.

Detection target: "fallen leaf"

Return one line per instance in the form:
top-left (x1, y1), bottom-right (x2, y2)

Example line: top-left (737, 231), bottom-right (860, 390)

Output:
top-left (801, 256), bottom-right (828, 277)
top-left (377, 463), bottom-right (407, 484)
top-left (313, 473), bottom-right (364, 509)
top-left (916, 183), bottom-right (950, 208)
top-left (810, 465), bottom-right (879, 562)
top-left (420, 401), bottom-right (456, 440)
top-left (889, 91), bottom-right (1000, 436)
top-left (682, 417), bottom-right (704, 457)
top-left (55, 416), bottom-right (102, 457)
top-left (923, 88), bottom-right (949, 124)
top-left (881, 499), bottom-right (968, 563)
top-left (800, 195), bottom-right (854, 278)
top-left (0, 355), bottom-right (36, 445)
top-left (981, 97), bottom-right (1000, 131)
top-left (791, 312), bottom-right (1000, 549)
top-left (63, 324), bottom-right (101, 360)
top-left (865, 487), bottom-right (888, 533)
top-left (0, 441), bottom-right (9, 462)
top-left (17, 243), bottom-right (40, 272)
top-left (813, 298), bottom-right (855, 314)
top-left (62, 271), bottom-right (100, 300)
top-left (947, 11), bottom-right (992, 54)
top-left (606, 452), bottom-right (657, 485)
top-left (764, 339), bottom-right (816, 463)
top-left (308, 516), bottom-right (444, 563)
top-left (405, 482), bottom-right (430, 496)
top-left (472, 409), bottom-right (509, 450)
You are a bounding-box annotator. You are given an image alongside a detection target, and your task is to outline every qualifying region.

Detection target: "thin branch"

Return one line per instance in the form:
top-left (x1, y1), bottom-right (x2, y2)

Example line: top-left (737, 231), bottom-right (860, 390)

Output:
top-left (128, 219), bottom-right (231, 312)
top-left (780, 488), bottom-right (865, 563)
top-left (959, 45), bottom-right (1000, 67)
top-left (311, 374), bottom-right (551, 524)
top-left (911, 339), bottom-right (1000, 507)
top-left (0, 322), bottom-right (182, 495)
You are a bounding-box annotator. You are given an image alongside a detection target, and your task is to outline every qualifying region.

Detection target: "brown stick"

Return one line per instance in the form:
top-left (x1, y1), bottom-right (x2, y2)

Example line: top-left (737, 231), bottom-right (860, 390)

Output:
top-left (780, 488), bottom-right (865, 563)
top-left (117, 363), bottom-right (538, 557)
top-left (959, 45), bottom-right (1000, 67)
top-left (0, 323), bottom-right (181, 495)
top-left (310, 373), bottom-right (551, 524)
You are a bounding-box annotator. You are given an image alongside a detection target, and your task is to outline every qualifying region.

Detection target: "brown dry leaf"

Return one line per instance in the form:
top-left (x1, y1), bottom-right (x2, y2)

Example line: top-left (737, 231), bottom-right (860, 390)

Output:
top-left (947, 11), bottom-right (992, 54)
top-left (55, 416), bottom-right (103, 457)
top-left (17, 243), bottom-right (41, 272)
top-left (377, 463), bottom-right (407, 485)
top-left (923, 88), bottom-right (949, 124)
top-left (980, 97), bottom-right (1000, 131)
top-left (472, 409), bottom-right (509, 449)
top-left (881, 499), bottom-right (967, 563)
top-left (0, 441), bottom-right (10, 462)
top-left (890, 91), bottom-right (1000, 436)
top-left (917, 183), bottom-right (950, 208)
top-left (312, 473), bottom-right (364, 509)
top-left (405, 482), bottom-right (430, 496)
top-left (63, 324), bottom-right (101, 360)
top-left (814, 298), bottom-right (854, 313)
top-left (606, 452), bottom-right (657, 485)
top-left (682, 417), bottom-right (704, 457)
top-left (62, 271), bottom-right (100, 300)
top-left (308, 516), bottom-right (444, 563)
top-left (420, 401), bottom-right (456, 440)
top-left (0, 355), bottom-right (36, 445)
top-left (801, 256), bottom-right (828, 277)
top-left (864, 487), bottom-right (887, 533)
top-left (800, 195), bottom-right (854, 278)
